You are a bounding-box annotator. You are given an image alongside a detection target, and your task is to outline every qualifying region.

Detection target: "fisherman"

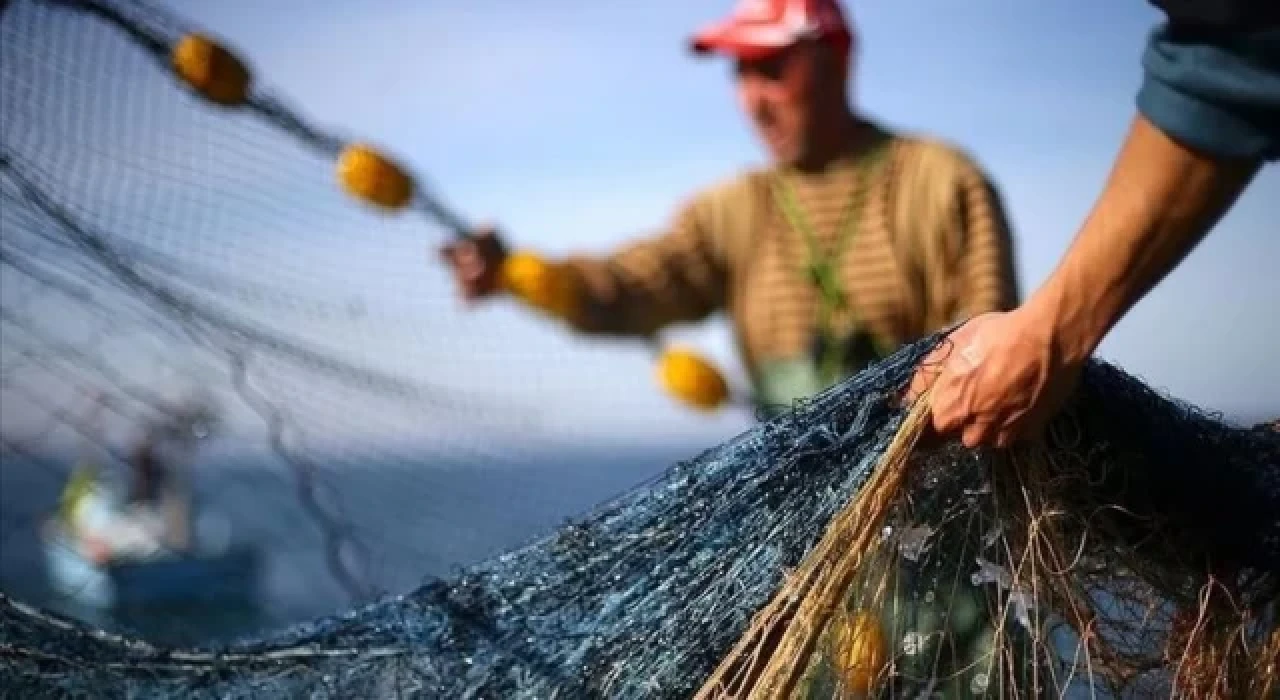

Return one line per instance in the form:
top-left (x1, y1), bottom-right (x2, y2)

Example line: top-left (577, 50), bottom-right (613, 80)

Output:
top-left (54, 442), bottom-right (168, 563)
top-left (63, 400), bottom-right (212, 562)
top-left (914, 1), bottom-right (1280, 447)
top-left (442, 0), bottom-right (1020, 416)
top-left (123, 430), bottom-right (192, 553)
top-left (126, 436), bottom-right (169, 508)
top-left (125, 399), bottom-right (221, 552)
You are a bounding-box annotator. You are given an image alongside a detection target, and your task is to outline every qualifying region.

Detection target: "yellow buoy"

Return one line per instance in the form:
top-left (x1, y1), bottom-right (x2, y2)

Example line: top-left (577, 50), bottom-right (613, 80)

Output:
top-left (656, 347), bottom-right (729, 411)
top-left (336, 144), bottom-right (414, 211)
top-left (170, 33), bottom-right (251, 106)
top-left (830, 610), bottom-right (889, 694)
top-left (499, 251), bottom-right (580, 320)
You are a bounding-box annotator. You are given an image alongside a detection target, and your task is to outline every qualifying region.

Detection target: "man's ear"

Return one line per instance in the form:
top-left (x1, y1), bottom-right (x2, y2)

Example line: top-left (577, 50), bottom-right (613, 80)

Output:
top-left (825, 38), bottom-right (854, 86)
top-left (814, 40), bottom-right (850, 87)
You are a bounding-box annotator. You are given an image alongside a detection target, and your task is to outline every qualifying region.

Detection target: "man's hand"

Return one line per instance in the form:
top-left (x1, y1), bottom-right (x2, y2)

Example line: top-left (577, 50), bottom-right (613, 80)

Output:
top-left (438, 225), bottom-right (508, 303)
top-left (907, 307), bottom-right (1087, 448)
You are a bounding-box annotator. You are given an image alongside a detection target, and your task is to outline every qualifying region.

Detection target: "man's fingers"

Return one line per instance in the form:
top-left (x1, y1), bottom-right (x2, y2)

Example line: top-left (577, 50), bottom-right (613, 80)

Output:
top-left (931, 397), bottom-right (966, 436)
top-left (961, 421), bottom-right (995, 449)
top-left (454, 248), bottom-right (491, 279)
top-left (437, 227), bottom-right (508, 306)
top-left (439, 242), bottom-right (483, 267)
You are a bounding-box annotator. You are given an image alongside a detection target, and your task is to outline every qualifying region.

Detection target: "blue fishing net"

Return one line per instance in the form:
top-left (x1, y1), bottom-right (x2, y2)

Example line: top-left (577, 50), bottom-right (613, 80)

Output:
top-left (2, 343), bottom-right (1278, 698)
top-left (1, 1), bottom-right (1277, 698)
top-left (0, 335), bottom-right (916, 698)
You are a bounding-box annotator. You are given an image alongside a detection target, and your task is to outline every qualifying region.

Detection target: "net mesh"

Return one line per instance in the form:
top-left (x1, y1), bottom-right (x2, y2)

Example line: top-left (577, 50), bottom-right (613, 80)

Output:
top-left (0, 0), bottom-right (675, 643)
top-left (2, 1), bottom-right (1279, 698)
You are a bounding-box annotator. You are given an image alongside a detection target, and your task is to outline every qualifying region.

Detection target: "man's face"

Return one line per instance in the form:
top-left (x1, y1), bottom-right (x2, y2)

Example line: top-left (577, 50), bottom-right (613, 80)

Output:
top-left (734, 41), bottom-right (832, 166)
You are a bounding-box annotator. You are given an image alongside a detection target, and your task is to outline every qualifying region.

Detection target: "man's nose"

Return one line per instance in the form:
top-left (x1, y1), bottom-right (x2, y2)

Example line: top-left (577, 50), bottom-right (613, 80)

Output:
top-left (738, 83), bottom-right (769, 115)
top-left (748, 95), bottom-right (775, 124)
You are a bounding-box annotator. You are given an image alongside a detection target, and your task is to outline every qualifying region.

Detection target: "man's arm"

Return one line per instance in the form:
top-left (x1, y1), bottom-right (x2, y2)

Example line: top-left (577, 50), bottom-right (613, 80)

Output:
top-left (914, 16), bottom-right (1277, 447)
top-left (915, 115), bottom-right (1260, 447)
top-left (1026, 15), bottom-right (1278, 363)
top-left (1028, 13), bottom-right (1280, 354)
top-left (1027, 113), bottom-right (1260, 365)
top-left (557, 190), bottom-right (731, 337)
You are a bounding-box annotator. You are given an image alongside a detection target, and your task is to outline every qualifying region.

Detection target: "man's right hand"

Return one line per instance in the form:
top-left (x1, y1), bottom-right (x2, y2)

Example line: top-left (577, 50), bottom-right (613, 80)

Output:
top-left (905, 306), bottom-right (1087, 449)
top-left (438, 225), bottom-right (508, 302)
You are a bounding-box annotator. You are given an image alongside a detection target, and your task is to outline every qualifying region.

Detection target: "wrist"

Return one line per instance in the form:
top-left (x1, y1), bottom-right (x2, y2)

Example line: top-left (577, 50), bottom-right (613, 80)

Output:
top-left (1024, 273), bottom-right (1109, 367)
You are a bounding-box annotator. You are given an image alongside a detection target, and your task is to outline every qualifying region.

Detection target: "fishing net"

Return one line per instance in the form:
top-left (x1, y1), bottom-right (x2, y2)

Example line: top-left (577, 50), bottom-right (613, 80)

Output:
top-left (3, 338), bottom-right (1278, 698)
top-left (2, 0), bottom-right (1279, 698)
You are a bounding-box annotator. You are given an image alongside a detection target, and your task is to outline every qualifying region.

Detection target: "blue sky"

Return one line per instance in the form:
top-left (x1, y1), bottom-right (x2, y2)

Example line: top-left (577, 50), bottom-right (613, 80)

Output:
top-left (5, 0), bottom-right (1278, 454)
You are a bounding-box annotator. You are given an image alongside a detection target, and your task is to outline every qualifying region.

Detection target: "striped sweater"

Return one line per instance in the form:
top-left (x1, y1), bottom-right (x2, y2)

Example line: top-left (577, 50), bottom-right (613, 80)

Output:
top-left (558, 123), bottom-right (1020, 388)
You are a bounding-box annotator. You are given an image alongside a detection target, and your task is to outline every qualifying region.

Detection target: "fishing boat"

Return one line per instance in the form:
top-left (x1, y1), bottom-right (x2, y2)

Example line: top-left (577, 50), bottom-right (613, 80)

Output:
top-left (42, 393), bottom-right (262, 612)
top-left (43, 505), bottom-right (262, 611)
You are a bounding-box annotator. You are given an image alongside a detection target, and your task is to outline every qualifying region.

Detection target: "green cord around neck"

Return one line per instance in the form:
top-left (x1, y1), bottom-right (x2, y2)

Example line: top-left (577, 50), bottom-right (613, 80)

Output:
top-left (770, 142), bottom-right (888, 383)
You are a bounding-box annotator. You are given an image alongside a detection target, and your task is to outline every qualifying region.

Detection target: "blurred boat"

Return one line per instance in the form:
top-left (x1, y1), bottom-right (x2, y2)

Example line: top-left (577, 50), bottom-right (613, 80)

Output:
top-left (44, 468), bottom-right (262, 611)
top-left (42, 513), bottom-right (262, 611)
top-left (41, 392), bottom-right (262, 612)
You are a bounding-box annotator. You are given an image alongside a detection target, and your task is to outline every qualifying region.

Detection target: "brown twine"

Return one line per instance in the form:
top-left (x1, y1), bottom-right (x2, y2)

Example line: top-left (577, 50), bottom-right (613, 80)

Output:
top-left (1255, 625), bottom-right (1280, 700)
top-left (1160, 577), bottom-right (1278, 700)
top-left (694, 393), bottom-right (933, 699)
top-left (999, 436), bottom-right (1276, 700)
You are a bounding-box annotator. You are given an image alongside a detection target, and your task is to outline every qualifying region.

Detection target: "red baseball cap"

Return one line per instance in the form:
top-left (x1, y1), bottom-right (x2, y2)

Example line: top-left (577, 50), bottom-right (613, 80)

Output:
top-left (689, 0), bottom-right (854, 61)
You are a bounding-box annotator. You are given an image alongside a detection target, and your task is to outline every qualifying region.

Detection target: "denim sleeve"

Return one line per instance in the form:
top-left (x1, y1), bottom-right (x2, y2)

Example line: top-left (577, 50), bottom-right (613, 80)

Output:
top-left (1136, 25), bottom-right (1280, 162)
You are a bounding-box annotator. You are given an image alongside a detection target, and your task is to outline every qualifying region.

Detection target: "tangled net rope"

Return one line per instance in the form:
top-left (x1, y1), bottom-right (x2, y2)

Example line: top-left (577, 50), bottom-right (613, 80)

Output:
top-left (1, 0), bottom-right (1278, 698)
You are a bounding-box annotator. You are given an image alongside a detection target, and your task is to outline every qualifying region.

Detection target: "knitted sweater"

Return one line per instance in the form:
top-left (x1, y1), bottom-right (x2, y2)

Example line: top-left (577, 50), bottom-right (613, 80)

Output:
top-left (559, 124), bottom-right (1020, 388)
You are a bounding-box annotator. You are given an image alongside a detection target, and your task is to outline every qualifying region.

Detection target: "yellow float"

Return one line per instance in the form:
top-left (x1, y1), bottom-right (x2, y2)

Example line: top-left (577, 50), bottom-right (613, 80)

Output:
top-left (170, 33), bottom-right (251, 106)
top-left (656, 347), bottom-right (730, 411)
top-left (830, 610), bottom-right (889, 694)
top-left (499, 250), bottom-right (733, 412)
top-left (499, 251), bottom-right (579, 321)
top-left (336, 144), bottom-right (414, 211)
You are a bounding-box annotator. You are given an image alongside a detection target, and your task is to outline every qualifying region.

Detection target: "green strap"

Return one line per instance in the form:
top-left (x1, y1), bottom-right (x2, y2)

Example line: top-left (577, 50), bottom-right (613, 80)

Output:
top-left (770, 144), bottom-right (888, 383)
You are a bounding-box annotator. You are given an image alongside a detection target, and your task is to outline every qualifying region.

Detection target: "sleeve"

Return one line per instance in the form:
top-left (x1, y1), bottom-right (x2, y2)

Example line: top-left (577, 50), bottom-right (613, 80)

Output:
top-left (1136, 15), bottom-right (1280, 162)
top-left (949, 162), bottom-right (1021, 321)
top-left (1145, 0), bottom-right (1280, 30)
top-left (557, 190), bottom-right (730, 337)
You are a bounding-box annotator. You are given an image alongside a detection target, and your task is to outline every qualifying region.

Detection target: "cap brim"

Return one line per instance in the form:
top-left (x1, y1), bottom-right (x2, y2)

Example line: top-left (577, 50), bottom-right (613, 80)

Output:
top-left (688, 21), bottom-right (793, 61)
